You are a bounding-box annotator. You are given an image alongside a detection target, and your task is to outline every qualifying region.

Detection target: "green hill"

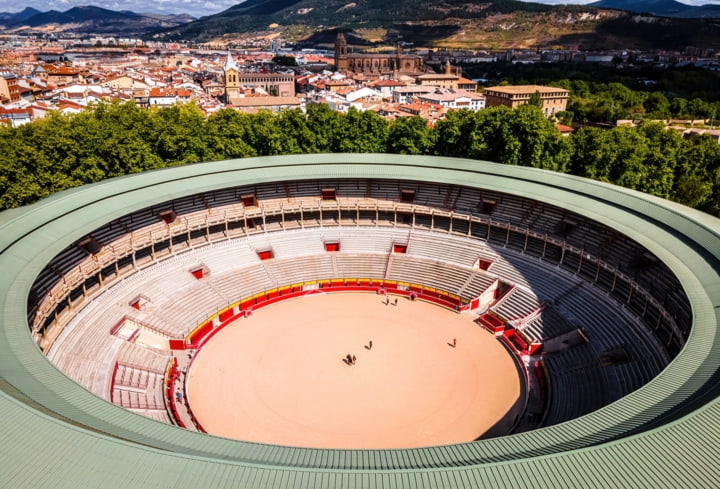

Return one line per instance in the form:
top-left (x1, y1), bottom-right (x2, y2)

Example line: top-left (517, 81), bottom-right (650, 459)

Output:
top-left (154, 0), bottom-right (720, 51)
top-left (155, 0), bottom-right (553, 44)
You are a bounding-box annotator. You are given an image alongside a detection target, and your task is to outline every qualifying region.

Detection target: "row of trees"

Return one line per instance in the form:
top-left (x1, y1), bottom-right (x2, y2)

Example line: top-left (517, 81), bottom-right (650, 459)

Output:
top-left (1, 101), bottom-right (718, 214)
top-left (464, 62), bottom-right (720, 124)
top-left (558, 79), bottom-right (719, 124)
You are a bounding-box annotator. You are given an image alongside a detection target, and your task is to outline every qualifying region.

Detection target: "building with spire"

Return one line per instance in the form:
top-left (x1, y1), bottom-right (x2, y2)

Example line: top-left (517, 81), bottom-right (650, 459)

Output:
top-left (223, 51), bottom-right (242, 101)
top-left (223, 52), bottom-right (295, 105)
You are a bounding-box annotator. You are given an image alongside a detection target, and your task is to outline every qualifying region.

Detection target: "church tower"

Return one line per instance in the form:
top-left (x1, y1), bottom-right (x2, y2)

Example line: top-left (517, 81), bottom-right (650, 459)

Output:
top-left (223, 51), bottom-right (241, 102)
top-left (334, 32), bottom-right (348, 71)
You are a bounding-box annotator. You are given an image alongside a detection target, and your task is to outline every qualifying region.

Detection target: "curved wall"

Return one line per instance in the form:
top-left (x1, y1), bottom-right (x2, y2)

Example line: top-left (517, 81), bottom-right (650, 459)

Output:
top-left (1, 154), bottom-right (719, 488)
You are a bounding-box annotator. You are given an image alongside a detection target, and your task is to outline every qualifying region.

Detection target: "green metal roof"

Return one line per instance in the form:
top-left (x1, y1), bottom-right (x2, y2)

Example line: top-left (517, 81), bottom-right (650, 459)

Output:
top-left (1, 154), bottom-right (719, 488)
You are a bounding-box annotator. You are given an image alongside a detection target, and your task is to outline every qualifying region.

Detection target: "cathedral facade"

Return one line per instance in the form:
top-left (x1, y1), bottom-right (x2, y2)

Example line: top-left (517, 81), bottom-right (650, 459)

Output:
top-left (334, 33), bottom-right (424, 78)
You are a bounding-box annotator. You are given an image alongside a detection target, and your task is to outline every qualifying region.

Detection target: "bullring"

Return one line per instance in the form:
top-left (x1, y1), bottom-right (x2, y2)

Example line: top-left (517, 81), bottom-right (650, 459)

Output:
top-left (1, 153), bottom-right (719, 488)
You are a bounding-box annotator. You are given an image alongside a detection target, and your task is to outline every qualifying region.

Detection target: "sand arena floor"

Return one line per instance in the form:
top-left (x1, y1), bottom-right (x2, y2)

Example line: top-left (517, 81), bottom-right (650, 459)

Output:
top-left (187, 292), bottom-right (521, 449)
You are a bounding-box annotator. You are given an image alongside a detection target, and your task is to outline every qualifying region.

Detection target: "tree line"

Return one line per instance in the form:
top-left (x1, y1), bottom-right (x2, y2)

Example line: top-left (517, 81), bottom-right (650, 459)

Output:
top-left (463, 62), bottom-right (720, 124)
top-left (1, 100), bottom-right (718, 215)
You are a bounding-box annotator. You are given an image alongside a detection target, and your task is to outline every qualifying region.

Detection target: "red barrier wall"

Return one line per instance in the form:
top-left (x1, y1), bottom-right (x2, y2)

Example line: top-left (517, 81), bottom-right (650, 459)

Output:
top-left (187, 322), bottom-right (213, 348)
top-left (184, 283), bottom-right (467, 349)
top-left (478, 313), bottom-right (505, 333)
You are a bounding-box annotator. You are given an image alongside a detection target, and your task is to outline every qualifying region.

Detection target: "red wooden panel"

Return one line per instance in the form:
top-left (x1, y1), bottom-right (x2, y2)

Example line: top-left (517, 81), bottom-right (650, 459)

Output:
top-left (218, 309), bottom-right (233, 322)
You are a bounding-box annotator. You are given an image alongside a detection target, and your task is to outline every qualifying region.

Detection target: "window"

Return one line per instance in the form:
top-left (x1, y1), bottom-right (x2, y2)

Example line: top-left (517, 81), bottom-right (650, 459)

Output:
top-left (78, 236), bottom-right (102, 254)
top-left (481, 200), bottom-right (496, 214)
top-left (159, 210), bottom-right (176, 224)
top-left (400, 190), bottom-right (415, 204)
top-left (241, 194), bottom-right (257, 207)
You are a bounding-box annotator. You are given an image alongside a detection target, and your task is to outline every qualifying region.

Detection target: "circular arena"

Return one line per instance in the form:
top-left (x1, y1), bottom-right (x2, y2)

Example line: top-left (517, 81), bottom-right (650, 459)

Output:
top-left (1, 154), bottom-right (719, 488)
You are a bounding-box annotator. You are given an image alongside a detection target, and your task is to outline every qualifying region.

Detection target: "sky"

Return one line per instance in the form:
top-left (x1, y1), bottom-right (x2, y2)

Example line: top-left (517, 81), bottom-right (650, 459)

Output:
top-left (1, 0), bottom-right (720, 19)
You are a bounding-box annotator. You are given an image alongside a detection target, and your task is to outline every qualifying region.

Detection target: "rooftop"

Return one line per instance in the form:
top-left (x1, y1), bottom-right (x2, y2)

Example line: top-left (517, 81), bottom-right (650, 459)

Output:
top-left (485, 84), bottom-right (569, 95)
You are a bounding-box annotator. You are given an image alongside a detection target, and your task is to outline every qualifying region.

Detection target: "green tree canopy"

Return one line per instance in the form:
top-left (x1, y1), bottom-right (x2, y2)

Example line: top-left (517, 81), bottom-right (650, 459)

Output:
top-left (0, 99), bottom-right (719, 217)
top-left (387, 116), bottom-right (436, 155)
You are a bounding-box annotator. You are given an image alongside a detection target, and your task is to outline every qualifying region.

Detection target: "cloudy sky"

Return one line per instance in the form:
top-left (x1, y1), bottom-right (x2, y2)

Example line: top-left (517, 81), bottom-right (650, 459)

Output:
top-left (0, 0), bottom-right (237, 17)
top-left (1, 0), bottom-right (719, 18)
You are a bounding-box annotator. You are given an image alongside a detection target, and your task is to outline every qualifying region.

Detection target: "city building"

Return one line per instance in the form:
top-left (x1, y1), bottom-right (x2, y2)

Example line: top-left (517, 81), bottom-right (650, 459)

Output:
top-left (334, 32), bottom-right (424, 78)
top-left (223, 52), bottom-right (295, 103)
top-left (0, 106), bottom-right (31, 126)
top-left (392, 86), bottom-right (437, 104)
top-left (417, 88), bottom-right (485, 111)
top-left (483, 85), bottom-right (569, 116)
top-left (0, 72), bottom-right (21, 103)
top-left (230, 96), bottom-right (302, 113)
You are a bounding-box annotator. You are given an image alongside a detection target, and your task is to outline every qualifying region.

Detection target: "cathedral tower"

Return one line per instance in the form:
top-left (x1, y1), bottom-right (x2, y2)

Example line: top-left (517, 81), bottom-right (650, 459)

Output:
top-left (334, 32), bottom-right (349, 71)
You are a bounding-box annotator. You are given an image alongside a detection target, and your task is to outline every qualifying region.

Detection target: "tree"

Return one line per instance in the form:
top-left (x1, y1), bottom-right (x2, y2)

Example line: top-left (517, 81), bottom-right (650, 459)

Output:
top-left (72, 101), bottom-right (162, 178)
top-left (528, 90), bottom-right (542, 108)
top-left (277, 109), bottom-right (318, 153)
top-left (634, 121), bottom-right (681, 199)
top-left (151, 102), bottom-right (209, 165)
top-left (433, 109), bottom-right (485, 158)
top-left (387, 116), bottom-right (435, 155)
top-left (675, 134), bottom-right (720, 212)
top-left (272, 54), bottom-right (297, 66)
top-left (305, 103), bottom-right (339, 153)
top-left (241, 110), bottom-right (288, 156)
top-left (204, 108), bottom-right (257, 160)
top-left (569, 126), bottom-right (649, 186)
top-left (644, 92), bottom-right (671, 119)
top-left (502, 104), bottom-right (571, 171)
top-left (555, 110), bottom-right (574, 126)
top-left (331, 108), bottom-right (388, 153)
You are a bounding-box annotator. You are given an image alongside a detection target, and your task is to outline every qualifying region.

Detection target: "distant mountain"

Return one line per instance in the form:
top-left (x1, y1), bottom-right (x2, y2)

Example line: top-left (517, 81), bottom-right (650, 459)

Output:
top-left (590, 0), bottom-right (720, 18)
top-left (153, 0), bottom-right (720, 50)
top-left (156, 0), bottom-right (556, 42)
top-left (0, 5), bottom-right (194, 36)
top-left (0, 7), bottom-right (42, 23)
top-left (16, 9), bottom-right (76, 27)
top-left (677, 4), bottom-right (720, 18)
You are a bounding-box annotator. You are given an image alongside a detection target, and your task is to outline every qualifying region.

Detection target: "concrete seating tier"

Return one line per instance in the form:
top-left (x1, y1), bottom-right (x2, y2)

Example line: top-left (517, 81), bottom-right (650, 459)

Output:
top-left (112, 342), bottom-right (170, 414)
top-left (553, 283), bottom-right (669, 397)
top-left (542, 343), bottom-right (610, 426)
top-left (46, 299), bottom-right (128, 396)
top-left (407, 230), bottom-right (493, 268)
top-left (266, 255), bottom-right (335, 286)
top-left (386, 255), bottom-right (473, 295)
top-left (491, 287), bottom-right (542, 322)
top-left (116, 341), bottom-right (171, 373)
top-left (31, 180), bottom-right (687, 432)
top-left (487, 251), bottom-right (582, 299)
top-left (208, 264), bottom-right (275, 302)
top-left (334, 254), bottom-right (387, 278)
top-left (523, 305), bottom-right (577, 342)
